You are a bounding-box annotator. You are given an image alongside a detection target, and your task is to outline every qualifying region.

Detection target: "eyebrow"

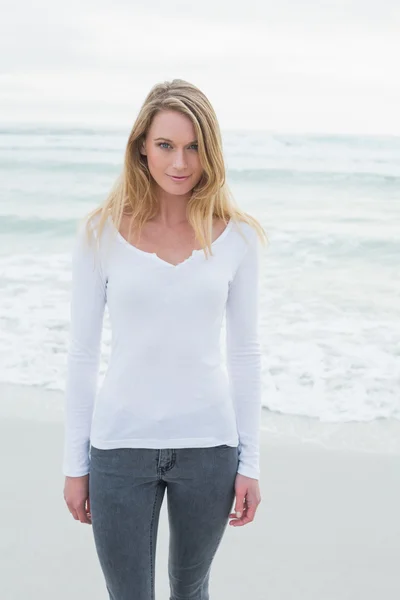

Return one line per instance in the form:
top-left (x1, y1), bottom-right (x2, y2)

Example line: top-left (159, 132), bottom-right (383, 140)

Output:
top-left (154, 137), bottom-right (198, 144)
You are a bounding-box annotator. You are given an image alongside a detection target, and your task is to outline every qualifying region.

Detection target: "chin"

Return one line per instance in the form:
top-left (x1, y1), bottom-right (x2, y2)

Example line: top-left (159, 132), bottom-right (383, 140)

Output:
top-left (169, 186), bottom-right (193, 196)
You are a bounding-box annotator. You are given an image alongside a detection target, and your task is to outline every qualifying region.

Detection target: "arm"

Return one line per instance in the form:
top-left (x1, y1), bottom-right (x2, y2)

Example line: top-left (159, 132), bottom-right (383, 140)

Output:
top-left (62, 219), bottom-right (107, 477)
top-left (226, 224), bottom-right (262, 480)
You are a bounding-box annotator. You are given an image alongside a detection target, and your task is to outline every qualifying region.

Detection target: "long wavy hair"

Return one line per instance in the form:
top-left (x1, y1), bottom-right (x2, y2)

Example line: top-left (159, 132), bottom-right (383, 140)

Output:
top-left (82, 78), bottom-right (268, 256)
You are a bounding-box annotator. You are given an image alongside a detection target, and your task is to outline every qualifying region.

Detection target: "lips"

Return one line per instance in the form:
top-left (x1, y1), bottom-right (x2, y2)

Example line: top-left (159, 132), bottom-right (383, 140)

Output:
top-left (168, 175), bottom-right (190, 181)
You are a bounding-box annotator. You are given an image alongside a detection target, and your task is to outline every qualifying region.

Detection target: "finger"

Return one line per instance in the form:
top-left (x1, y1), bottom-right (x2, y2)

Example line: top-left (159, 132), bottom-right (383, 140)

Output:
top-left (229, 494), bottom-right (250, 519)
top-left (230, 504), bottom-right (253, 526)
top-left (231, 514), bottom-right (252, 526)
top-left (77, 506), bottom-right (91, 524)
top-left (229, 505), bottom-right (248, 519)
top-left (70, 508), bottom-right (79, 521)
top-left (229, 500), bottom-right (249, 515)
top-left (244, 503), bottom-right (257, 522)
top-left (229, 501), bottom-right (258, 526)
top-left (229, 507), bottom-right (248, 525)
top-left (86, 497), bottom-right (92, 521)
top-left (234, 493), bottom-right (246, 518)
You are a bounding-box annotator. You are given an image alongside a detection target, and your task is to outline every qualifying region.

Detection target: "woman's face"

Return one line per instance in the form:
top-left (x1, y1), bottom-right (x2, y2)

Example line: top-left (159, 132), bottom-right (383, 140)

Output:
top-left (140, 110), bottom-right (204, 197)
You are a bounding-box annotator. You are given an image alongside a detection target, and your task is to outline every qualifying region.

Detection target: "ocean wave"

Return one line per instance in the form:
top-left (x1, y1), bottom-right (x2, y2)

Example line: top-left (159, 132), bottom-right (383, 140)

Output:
top-left (227, 168), bottom-right (400, 184)
top-left (0, 215), bottom-right (79, 235)
top-left (1, 157), bottom-right (400, 184)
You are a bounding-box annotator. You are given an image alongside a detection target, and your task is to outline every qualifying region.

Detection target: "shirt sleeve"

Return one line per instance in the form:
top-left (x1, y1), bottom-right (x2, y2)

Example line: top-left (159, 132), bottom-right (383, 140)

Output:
top-left (226, 224), bottom-right (262, 480)
top-left (62, 219), bottom-right (107, 477)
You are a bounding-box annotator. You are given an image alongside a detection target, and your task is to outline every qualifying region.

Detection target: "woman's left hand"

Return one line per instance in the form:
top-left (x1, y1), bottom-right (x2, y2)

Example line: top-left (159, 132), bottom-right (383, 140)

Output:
top-left (229, 473), bottom-right (262, 527)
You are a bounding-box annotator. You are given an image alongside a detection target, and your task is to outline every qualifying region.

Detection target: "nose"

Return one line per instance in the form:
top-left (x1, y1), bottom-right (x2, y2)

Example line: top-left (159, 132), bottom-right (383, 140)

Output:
top-left (172, 150), bottom-right (187, 170)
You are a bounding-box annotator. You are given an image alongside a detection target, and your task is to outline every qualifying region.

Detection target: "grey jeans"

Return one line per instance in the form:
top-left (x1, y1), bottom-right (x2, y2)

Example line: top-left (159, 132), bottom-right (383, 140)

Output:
top-left (88, 443), bottom-right (240, 600)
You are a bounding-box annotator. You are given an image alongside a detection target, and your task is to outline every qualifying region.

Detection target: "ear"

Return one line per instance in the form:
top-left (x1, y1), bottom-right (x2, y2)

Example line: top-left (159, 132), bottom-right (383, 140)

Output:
top-left (140, 141), bottom-right (147, 156)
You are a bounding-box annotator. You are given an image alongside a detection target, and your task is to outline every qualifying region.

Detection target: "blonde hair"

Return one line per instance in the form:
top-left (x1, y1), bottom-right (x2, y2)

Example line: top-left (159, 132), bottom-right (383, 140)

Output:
top-left (82, 78), bottom-right (268, 256)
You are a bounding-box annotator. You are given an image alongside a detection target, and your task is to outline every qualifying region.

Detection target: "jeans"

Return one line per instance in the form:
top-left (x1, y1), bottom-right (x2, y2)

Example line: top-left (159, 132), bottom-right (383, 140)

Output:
top-left (89, 443), bottom-right (240, 600)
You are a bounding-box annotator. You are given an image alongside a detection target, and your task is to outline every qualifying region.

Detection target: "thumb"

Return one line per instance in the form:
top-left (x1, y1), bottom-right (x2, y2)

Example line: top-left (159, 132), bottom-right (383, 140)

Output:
top-left (234, 491), bottom-right (245, 518)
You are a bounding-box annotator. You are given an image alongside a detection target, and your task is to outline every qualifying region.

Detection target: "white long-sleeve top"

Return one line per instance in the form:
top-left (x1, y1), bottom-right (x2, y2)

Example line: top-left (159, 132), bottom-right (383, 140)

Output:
top-left (62, 213), bottom-right (262, 479)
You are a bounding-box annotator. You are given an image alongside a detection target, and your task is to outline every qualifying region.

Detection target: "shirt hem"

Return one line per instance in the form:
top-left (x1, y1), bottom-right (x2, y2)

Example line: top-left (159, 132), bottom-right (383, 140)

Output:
top-left (90, 435), bottom-right (239, 449)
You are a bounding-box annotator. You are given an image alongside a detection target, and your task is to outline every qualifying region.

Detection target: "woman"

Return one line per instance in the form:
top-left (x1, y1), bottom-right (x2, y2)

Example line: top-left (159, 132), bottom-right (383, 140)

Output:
top-left (63, 78), bottom-right (268, 600)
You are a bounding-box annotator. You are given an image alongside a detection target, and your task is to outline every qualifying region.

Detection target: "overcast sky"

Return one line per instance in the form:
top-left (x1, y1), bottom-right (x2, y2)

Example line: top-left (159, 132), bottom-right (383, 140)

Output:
top-left (1, 0), bottom-right (399, 134)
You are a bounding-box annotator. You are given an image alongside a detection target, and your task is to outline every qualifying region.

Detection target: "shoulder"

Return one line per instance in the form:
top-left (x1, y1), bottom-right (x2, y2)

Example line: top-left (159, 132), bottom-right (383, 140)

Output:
top-left (230, 218), bottom-right (259, 248)
top-left (227, 219), bottom-right (263, 278)
top-left (76, 212), bottom-right (114, 247)
top-left (72, 213), bottom-right (113, 265)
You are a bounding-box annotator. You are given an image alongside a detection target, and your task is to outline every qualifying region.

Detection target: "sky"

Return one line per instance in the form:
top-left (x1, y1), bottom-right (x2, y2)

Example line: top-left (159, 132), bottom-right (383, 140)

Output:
top-left (1, 0), bottom-right (400, 135)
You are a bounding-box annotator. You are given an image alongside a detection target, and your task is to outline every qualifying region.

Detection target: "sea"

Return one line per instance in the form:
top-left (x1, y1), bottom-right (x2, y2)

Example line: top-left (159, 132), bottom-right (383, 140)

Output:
top-left (0, 125), bottom-right (399, 449)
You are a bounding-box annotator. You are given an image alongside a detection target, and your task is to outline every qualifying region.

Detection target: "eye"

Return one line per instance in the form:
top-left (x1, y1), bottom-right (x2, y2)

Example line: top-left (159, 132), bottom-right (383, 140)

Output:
top-left (157, 142), bottom-right (198, 150)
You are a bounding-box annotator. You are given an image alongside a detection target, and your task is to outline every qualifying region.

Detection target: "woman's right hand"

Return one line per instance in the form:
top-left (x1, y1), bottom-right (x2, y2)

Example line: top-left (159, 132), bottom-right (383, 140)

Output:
top-left (63, 474), bottom-right (92, 525)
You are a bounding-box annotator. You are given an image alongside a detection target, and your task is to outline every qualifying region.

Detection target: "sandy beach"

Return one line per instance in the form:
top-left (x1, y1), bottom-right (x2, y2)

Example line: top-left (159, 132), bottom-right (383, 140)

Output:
top-left (1, 383), bottom-right (400, 600)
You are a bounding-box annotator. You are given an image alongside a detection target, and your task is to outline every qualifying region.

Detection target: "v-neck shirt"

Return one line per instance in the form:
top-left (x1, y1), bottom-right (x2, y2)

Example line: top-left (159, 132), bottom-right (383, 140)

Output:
top-left (62, 213), bottom-right (262, 480)
top-left (111, 214), bottom-right (235, 268)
